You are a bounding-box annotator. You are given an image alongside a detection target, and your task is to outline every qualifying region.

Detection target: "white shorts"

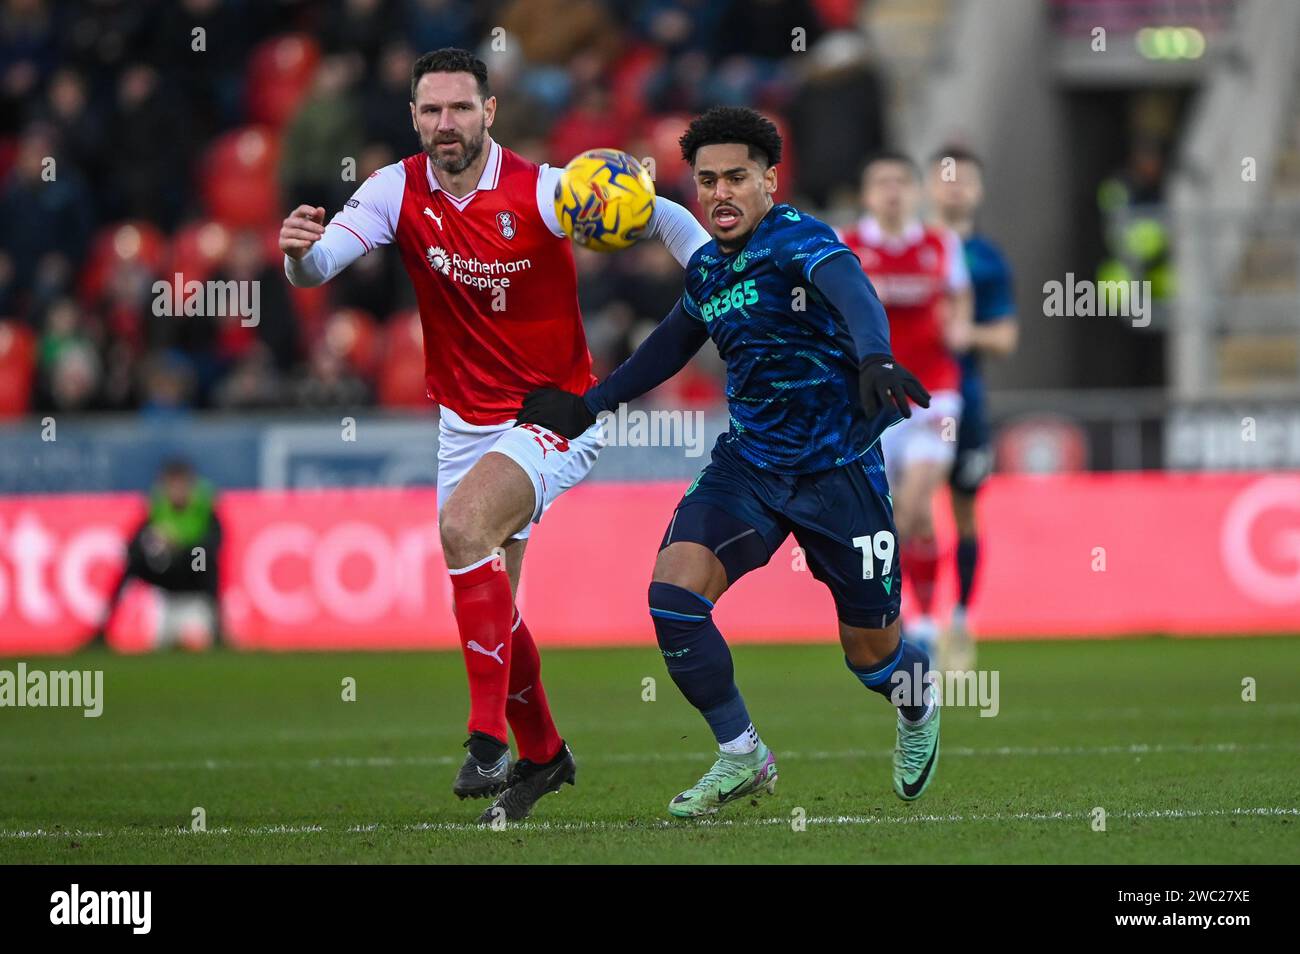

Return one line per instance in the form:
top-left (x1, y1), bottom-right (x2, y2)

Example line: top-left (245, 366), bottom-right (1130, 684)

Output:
top-left (436, 407), bottom-right (605, 541)
top-left (880, 389), bottom-right (963, 484)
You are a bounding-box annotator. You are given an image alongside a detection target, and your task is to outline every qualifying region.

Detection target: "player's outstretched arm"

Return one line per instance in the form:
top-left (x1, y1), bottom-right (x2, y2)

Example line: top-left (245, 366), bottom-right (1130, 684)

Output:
top-left (283, 163), bottom-right (401, 287)
top-left (517, 299), bottom-right (710, 438)
top-left (644, 195), bottom-right (712, 267)
top-left (280, 204), bottom-right (368, 288)
top-left (811, 253), bottom-right (931, 419)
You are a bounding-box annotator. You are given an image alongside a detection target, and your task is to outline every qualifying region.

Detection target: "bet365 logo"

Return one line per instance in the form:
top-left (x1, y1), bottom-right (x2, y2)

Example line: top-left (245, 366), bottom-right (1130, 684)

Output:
top-left (699, 278), bottom-right (758, 322)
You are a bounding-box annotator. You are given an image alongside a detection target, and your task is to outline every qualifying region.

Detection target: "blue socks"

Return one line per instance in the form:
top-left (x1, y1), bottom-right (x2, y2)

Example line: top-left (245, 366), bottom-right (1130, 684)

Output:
top-left (648, 581), bottom-right (752, 745)
top-left (846, 639), bottom-right (933, 723)
top-left (650, 581), bottom-right (934, 738)
top-left (956, 536), bottom-right (979, 608)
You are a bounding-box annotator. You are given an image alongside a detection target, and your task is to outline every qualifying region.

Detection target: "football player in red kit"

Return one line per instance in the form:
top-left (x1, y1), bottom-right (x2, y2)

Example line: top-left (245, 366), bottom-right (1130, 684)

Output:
top-left (840, 152), bottom-right (972, 659)
top-left (279, 48), bottom-right (707, 823)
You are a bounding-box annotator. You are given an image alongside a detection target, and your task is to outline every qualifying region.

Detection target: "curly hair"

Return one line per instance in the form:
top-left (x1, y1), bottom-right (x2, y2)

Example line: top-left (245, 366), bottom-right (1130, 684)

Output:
top-left (679, 106), bottom-right (783, 168)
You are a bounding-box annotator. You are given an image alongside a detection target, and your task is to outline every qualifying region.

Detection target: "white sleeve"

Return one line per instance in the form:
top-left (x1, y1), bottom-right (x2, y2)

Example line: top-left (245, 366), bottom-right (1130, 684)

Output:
top-left (536, 164), bottom-right (566, 238)
top-left (646, 195), bottom-right (710, 267)
top-left (942, 228), bottom-right (971, 293)
top-left (535, 164), bottom-right (710, 267)
top-left (284, 161), bottom-right (405, 287)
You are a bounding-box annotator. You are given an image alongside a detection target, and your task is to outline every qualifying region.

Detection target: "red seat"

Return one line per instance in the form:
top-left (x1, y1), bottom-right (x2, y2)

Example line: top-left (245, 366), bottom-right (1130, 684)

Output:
top-left (377, 309), bottom-right (429, 408)
top-left (246, 34), bottom-right (321, 128)
top-left (644, 113), bottom-right (694, 194)
top-left (168, 220), bottom-right (233, 285)
top-left (200, 127), bottom-right (281, 228)
top-left (78, 221), bottom-right (168, 303)
top-left (0, 321), bottom-right (35, 417)
top-left (607, 43), bottom-right (661, 128)
top-left (320, 307), bottom-right (380, 378)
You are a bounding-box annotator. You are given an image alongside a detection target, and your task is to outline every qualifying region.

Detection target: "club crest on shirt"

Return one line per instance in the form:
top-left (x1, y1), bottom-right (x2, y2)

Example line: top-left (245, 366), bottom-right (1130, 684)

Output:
top-left (496, 210), bottom-right (516, 240)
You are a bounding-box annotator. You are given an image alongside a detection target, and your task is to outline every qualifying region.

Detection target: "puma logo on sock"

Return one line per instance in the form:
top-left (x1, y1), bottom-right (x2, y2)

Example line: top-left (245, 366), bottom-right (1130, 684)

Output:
top-left (467, 640), bottom-right (505, 665)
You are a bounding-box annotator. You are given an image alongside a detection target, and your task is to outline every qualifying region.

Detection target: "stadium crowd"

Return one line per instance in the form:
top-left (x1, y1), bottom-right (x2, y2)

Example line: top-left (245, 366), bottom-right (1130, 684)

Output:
top-left (0, 0), bottom-right (884, 417)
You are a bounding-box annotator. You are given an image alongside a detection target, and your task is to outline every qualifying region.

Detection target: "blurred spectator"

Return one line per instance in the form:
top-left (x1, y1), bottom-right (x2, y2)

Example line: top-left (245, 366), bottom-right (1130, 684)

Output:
top-left (547, 85), bottom-right (632, 166)
top-left (634, 0), bottom-right (727, 56)
top-left (501, 0), bottom-right (622, 112)
top-left (147, 0), bottom-right (248, 136)
top-left (788, 31), bottom-right (884, 208)
top-left (58, 0), bottom-right (155, 88)
top-left (620, 241), bottom-right (689, 325)
top-left (106, 64), bottom-right (192, 228)
top-left (4, 0), bottom-right (851, 417)
top-left (708, 0), bottom-right (825, 106)
top-left (319, 0), bottom-right (402, 70)
top-left (405, 0), bottom-right (481, 65)
top-left (293, 310), bottom-right (372, 408)
top-left (90, 457), bottom-right (224, 649)
top-left (1097, 139), bottom-right (1173, 305)
top-left (280, 53), bottom-right (365, 215)
top-left (214, 342), bottom-right (285, 409)
top-left (716, 0), bottom-right (824, 60)
top-left (0, 0), bottom-right (58, 134)
top-left (36, 298), bottom-right (102, 411)
top-left (0, 122), bottom-right (93, 316)
top-left (35, 69), bottom-right (107, 183)
top-left (211, 229), bottom-right (300, 379)
top-left (364, 41), bottom-right (418, 159)
top-left (139, 350), bottom-right (196, 417)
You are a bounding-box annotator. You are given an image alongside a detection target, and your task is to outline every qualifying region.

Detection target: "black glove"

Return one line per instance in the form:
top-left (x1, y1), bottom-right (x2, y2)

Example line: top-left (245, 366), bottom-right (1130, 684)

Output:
top-left (858, 354), bottom-right (930, 419)
top-left (517, 387), bottom-right (598, 439)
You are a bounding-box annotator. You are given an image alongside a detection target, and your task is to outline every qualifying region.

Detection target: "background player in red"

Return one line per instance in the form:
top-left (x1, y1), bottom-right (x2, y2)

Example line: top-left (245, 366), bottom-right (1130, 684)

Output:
top-left (278, 48), bottom-right (707, 822)
top-left (841, 151), bottom-right (972, 660)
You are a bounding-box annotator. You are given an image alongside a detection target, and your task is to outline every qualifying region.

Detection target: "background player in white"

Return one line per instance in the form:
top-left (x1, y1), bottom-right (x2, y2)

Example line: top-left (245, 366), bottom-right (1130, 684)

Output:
top-left (279, 48), bottom-right (708, 822)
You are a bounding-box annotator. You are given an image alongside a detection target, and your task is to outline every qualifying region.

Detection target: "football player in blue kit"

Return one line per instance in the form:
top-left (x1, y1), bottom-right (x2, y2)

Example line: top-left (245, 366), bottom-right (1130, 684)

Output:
top-left (519, 107), bottom-right (939, 816)
top-left (928, 146), bottom-right (1018, 670)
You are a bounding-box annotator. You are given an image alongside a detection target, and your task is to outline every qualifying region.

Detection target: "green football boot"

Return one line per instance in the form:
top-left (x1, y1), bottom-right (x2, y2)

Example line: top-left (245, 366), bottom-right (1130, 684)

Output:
top-left (893, 702), bottom-right (940, 801)
top-left (668, 743), bottom-right (778, 818)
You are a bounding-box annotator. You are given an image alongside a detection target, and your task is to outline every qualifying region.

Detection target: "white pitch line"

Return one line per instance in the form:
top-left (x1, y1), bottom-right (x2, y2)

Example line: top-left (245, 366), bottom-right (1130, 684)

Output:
top-left (1, 740), bottom-right (1295, 776)
top-left (2, 807), bottom-right (1297, 841)
top-left (3, 701), bottom-right (1295, 755)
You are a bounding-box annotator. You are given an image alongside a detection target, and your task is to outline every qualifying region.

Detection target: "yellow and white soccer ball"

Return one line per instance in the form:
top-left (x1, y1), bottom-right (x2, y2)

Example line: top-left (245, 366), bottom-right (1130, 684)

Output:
top-left (553, 148), bottom-right (656, 252)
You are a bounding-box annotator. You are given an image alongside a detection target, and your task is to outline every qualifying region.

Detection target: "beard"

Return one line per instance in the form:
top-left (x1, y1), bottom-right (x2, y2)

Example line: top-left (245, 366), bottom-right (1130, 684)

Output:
top-left (424, 119), bottom-right (486, 174)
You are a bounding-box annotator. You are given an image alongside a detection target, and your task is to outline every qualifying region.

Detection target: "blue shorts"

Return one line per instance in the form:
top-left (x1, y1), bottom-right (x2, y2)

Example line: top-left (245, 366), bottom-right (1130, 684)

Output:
top-left (660, 436), bottom-right (901, 629)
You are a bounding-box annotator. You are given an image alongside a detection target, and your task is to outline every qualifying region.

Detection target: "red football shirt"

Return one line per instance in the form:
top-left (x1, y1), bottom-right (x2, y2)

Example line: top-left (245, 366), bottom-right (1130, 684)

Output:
top-left (840, 217), bottom-right (969, 393)
top-left (329, 140), bottom-right (595, 425)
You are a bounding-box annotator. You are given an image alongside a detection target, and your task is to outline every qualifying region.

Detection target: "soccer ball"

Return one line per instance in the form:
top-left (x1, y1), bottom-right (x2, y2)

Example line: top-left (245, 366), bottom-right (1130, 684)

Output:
top-left (553, 148), bottom-right (656, 252)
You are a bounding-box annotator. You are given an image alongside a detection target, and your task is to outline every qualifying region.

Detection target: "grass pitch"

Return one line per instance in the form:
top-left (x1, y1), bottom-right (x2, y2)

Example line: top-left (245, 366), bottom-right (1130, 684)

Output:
top-left (1, 636), bottom-right (1297, 864)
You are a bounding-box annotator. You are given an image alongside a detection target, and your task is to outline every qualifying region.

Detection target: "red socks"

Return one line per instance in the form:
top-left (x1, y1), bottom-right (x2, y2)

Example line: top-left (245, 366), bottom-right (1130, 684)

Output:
top-left (903, 535), bottom-right (941, 617)
top-left (507, 613), bottom-right (563, 764)
top-left (449, 557), bottom-right (514, 743)
top-left (449, 557), bottom-right (561, 761)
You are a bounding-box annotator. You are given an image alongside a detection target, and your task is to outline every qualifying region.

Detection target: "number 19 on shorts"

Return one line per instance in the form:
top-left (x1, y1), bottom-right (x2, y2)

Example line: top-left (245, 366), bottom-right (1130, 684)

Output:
top-left (853, 531), bottom-right (896, 580)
